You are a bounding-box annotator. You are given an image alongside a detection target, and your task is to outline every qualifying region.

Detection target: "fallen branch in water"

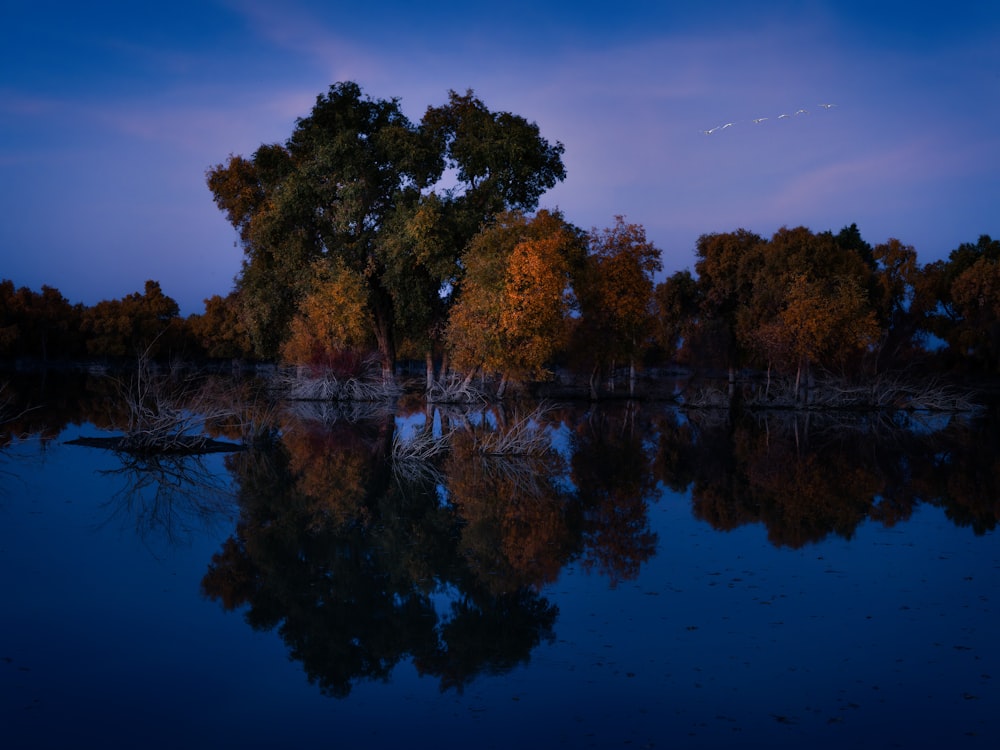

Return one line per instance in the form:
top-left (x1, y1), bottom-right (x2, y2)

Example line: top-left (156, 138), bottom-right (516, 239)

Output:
top-left (684, 372), bottom-right (982, 413)
top-left (75, 352), bottom-right (247, 455)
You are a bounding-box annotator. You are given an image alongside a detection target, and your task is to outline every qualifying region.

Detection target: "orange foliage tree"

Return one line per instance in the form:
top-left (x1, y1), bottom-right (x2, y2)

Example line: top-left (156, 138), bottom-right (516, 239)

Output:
top-left (81, 280), bottom-right (182, 358)
top-left (279, 259), bottom-right (372, 368)
top-left (575, 216), bottom-right (662, 396)
top-left (948, 256), bottom-right (1000, 370)
top-left (912, 234), bottom-right (1000, 371)
top-left (445, 210), bottom-right (584, 396)
top-left (870, 238), bottom-right (922, 369)
top-left (186, 292), bottom-right (252, 359)
top-left (753, 273), bottom-right (879, 395)
top-left (0, 280), bottom-right (83, 360)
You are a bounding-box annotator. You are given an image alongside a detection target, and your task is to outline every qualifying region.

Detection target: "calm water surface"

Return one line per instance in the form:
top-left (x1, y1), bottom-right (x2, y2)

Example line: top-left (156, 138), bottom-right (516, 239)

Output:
top-left (1, 385), bottom-right (997, 748)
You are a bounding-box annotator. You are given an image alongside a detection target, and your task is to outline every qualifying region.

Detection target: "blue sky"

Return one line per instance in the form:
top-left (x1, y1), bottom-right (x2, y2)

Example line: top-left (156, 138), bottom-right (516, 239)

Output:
top-left (3, 1), bottom-right (998, 315)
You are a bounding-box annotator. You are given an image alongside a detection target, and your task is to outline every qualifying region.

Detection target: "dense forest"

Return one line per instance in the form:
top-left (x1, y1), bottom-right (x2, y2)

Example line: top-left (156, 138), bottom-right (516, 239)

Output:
top-left (2, 82), bottom-right (999, 403)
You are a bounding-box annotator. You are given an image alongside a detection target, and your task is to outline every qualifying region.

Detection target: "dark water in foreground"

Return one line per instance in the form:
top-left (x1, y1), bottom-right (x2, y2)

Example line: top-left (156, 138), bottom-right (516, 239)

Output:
top-left (1, 378), bottom-right (998, 748)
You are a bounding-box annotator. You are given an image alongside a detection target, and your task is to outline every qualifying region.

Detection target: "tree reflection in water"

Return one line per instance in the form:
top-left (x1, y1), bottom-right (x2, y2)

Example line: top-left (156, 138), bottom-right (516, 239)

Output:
top-left (201, 405), bottom-right (570, 696)
top-left (2, 372), bottom-right (241, 544)
top-left (2, 370), bottom-right (997, 699)
top-left (198, 398), bottom-right (1000, 697)
top-left (96, 450), bottom-right (238, 546)
top-left (569, 402), bottom-right (660, 586)
top-left (652, 407), bottom-right (1000, 546)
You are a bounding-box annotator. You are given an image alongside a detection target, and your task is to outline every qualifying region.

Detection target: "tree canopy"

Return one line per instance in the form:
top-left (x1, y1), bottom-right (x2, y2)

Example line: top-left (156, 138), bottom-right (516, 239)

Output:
top-left (206, 82), bottom-right (566, 379)
top-left (445, 210), bottom-right (584, 393)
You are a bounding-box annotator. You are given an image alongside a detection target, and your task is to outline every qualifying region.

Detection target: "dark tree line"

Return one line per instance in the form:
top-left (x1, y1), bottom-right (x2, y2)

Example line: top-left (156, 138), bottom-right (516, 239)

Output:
top-left (656, 227), bottom-right (1000, 389)
top-left (5, 226), bottom-right (999, 390)
top-left (0, 279), bottom-right (251, 363)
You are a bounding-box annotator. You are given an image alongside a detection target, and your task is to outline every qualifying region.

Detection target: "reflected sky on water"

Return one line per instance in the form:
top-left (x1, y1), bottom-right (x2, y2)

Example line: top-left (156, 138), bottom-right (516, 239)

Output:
top-left (1, 377), bottom-right (997, 748)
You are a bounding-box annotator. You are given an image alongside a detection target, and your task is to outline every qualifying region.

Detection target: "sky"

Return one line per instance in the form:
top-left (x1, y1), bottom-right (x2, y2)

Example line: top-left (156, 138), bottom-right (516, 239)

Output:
top-left (3, 1), bottom-right (999, 315)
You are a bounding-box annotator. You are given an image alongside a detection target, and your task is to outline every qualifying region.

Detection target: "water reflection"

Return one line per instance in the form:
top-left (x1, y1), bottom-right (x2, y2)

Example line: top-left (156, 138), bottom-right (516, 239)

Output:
top-left (569, 404), bottom-right (660, 585)
top-left (2, 371), bottom-right (998, 700)
top-left (201, 410), bottom-right (568, 696)
top-left (95, 451), bottom-right (237, 545)
top-left (653, 408), bottom-right (1000, 543)
top-left (199, 396), bottom-right (999, 698)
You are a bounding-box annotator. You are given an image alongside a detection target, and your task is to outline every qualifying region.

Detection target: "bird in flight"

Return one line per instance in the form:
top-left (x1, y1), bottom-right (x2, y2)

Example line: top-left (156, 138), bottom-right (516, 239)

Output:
top-left (701, 102), bottom-right (836, 133)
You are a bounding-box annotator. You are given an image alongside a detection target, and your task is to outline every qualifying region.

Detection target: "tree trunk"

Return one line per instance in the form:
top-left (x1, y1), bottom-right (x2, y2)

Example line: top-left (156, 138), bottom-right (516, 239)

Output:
top-left (370, 287), bottom-right (396, 384)
top-left (425, 350), bottom-right (435, 392)
top-left (377, 344), bottom-right (395, 383)
top-left (497, 372), bottom-right (509, 399)
top-left (589, 365), bottom-right (600, 400)
top-left (438, 351), bottom-right (449, 385)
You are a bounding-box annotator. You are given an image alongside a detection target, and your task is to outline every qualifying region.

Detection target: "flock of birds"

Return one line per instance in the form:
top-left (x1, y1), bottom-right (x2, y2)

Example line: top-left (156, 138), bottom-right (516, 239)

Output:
top-left (703, 103), bottom-right (836, 134)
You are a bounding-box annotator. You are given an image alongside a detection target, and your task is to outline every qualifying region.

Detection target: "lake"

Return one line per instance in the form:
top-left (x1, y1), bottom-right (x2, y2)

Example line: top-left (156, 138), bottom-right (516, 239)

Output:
top-left (1, 372), bottom-right (997, 748)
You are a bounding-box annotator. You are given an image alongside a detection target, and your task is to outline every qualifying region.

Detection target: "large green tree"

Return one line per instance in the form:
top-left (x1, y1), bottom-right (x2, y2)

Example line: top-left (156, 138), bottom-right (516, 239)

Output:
top-left (207, 82), bottom-right (431, 370)
top-left (207, 83), bottom-right (566, 380)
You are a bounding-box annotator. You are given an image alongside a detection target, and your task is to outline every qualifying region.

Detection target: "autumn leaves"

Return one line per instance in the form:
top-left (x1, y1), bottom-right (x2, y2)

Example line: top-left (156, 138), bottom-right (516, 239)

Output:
top-left (204, 82), bottom-right (675, 395)
top-left (445, 212), bottom-right (661, 398)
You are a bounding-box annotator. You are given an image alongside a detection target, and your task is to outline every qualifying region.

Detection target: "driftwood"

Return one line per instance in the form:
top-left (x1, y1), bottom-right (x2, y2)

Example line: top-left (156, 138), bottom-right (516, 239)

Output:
top-left (68, 351), bottom-right (257, 455)
top-left (271, 366), bottom-right (402, 402)
top-left (426, 373), bottom-right (489, 404)
top-left (65, 435), bottom-right (243, 455)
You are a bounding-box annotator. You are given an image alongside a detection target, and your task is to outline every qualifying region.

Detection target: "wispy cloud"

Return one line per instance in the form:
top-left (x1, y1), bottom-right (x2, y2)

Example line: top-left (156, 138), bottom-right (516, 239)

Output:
top-left (226, 0), bottom-right (384, 85)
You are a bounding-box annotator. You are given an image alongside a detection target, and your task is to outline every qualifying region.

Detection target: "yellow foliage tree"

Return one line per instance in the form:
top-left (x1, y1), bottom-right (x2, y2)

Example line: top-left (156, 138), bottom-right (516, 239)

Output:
top-left (756, 273), bottom-right (879, 396)
top-left (446, 210), bottom-right (582, 395)
top-left (498, 234), bottom-right (574, 380)
top-left (575, 216), bottom-right (662, 396)
top-left (280, 260), bottom-right (371, 368)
